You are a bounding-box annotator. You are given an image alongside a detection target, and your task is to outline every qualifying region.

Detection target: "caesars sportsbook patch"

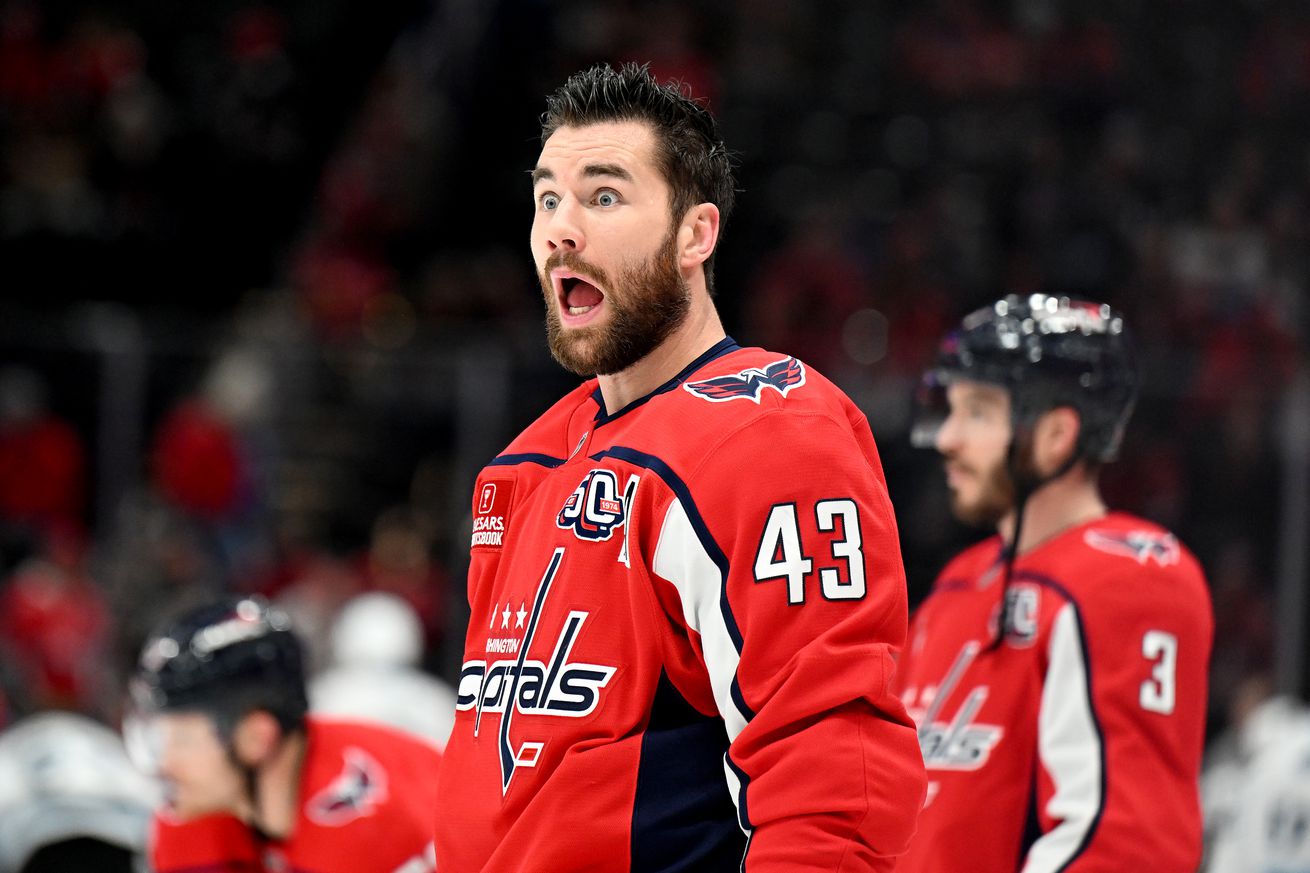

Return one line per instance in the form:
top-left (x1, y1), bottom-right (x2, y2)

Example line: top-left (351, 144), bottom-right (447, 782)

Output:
top-left (471, 478), bottom-right (514, 551)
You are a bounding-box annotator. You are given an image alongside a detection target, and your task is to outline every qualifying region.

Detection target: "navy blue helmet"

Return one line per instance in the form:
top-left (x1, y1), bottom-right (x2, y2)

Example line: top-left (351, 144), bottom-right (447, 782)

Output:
top-left (912, 293), bottom-right (1138, 464)
top-left (131, 596), bottom-right (308, 735)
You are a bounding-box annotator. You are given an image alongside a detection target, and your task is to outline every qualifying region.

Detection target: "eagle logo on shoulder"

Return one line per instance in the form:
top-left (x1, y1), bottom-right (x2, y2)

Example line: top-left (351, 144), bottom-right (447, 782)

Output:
top-left (1084, 529), bottom-right (1180, 567)
top-left (683, 356), bottom-right (806, 404)
top-left (305, 747), bottom-right (388, 826)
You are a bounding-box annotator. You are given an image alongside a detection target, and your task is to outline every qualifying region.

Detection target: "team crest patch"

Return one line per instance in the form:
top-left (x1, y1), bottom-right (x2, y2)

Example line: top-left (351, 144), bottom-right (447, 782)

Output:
top-left (471, 478), bottom-right (515, 551)
top-left (558, 468), bottom-right (638, 543)
top-left (992, 584), bottom-right (1040, 647)
top-left (306, 747), bottom-right (387, 826)
top-left (683, 356), bottom-right (806, 403)
top-left (1084, 529), bottom-right (1180, 566)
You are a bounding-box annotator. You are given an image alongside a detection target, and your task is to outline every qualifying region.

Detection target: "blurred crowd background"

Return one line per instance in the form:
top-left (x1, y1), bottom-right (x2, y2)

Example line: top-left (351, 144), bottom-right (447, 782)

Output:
top-left (1, 0), bottom-right (1307, 805)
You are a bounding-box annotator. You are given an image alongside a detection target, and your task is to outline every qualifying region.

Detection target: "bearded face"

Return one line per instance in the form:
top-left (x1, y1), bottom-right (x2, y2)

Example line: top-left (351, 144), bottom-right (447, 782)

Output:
top-left (945, 449), bottom-right (1017, 528)
top-left (937, 381), bottom-right (1019, 528)
top-left (539, 227), bottom-right (690, 377)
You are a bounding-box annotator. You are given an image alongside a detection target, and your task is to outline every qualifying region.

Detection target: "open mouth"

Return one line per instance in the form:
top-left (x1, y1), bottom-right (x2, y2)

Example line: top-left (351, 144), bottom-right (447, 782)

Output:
top-left (553, 270), bottom-right (604, 317)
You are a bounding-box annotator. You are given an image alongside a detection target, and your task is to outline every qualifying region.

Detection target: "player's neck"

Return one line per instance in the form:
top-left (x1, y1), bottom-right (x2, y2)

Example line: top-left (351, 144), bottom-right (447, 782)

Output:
top-left (596, 284), bottom-right (725, 413)
top-left (245, 730), bottom-right (307, 841)
top-left (999, 475), bottom-right (1107, 555)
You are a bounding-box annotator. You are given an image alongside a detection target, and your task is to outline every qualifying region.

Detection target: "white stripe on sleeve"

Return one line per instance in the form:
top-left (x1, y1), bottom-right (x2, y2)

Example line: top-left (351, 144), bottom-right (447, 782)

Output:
top-left (652, 499), bottom-right (749, 740)
top-left (1023, 602), bottom-right (1104, 873)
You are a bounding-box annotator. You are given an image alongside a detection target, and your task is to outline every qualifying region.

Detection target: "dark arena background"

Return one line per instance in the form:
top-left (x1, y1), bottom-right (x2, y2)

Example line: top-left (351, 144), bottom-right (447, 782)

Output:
top-left (0, 0), bottom-right (1307, 864)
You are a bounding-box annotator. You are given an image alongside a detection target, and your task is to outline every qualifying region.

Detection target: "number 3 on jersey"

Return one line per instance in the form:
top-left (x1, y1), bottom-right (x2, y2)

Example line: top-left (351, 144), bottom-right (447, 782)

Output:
top-left (1140, 629), bottom-right (1178, 715)
top-left (754, 499), bottom-right (866, 604)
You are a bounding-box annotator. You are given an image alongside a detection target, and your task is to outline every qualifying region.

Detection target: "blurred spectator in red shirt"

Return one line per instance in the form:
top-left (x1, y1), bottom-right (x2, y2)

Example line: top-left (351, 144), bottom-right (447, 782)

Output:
top-left (0, 367), bottom-right (86, 558)
top-left (149, 397), bottom-right (247, 521)
top-left (0, 523), bottom-right (110, 717)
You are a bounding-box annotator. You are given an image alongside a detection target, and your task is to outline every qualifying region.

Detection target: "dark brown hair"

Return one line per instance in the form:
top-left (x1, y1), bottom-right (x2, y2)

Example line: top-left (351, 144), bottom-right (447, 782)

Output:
top-left (541, 63), bottom-right (737, 291)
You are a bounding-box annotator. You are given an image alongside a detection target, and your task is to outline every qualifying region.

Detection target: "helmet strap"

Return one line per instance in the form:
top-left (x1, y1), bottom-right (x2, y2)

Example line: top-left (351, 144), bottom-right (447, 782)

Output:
top-left (221, 714), bottom-right (288, 842)
top-left (219, 727), bottom-right (267, 836)
top-left (986, 485), bottom-right (1028, 654)
top-left (985, 427), bottom-right (1080, 652)
top-left (243, 761), bottom-right (271, 841)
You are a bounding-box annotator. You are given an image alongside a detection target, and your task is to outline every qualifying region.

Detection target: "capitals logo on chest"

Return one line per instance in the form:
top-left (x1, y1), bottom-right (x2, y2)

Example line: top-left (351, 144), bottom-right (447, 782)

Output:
top-left (557, 468), bottom-right (639, 544)
top-left (903, 641), bottom-right (1005, 772)
top-left (458, 547), bottom-right (617, 795)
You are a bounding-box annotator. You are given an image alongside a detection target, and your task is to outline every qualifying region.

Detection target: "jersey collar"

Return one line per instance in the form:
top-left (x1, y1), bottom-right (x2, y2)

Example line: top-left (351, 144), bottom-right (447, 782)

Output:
top-left (591, 336), bottom-right (741, 425)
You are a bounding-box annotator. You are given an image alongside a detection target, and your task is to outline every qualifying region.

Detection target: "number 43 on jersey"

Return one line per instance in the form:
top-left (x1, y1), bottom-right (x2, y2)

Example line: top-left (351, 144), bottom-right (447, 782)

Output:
top-left (754, 499), bottom-right (867, 604)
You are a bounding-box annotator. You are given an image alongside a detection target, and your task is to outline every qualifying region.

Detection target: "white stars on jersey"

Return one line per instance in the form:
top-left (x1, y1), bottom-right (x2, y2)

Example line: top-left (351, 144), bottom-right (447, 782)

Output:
top-left (489, 601), bottom-right (530, 630)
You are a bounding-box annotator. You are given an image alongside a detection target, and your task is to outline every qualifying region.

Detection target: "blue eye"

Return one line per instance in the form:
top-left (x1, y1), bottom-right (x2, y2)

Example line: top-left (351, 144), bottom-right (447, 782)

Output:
top-left (596, 190), bottom-right (618, 207)
top-left (540, 193), bottom-right (559, 210)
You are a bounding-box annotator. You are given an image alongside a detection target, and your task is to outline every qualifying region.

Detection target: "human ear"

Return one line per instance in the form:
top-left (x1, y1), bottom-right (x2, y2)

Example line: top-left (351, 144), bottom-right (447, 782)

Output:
top-left (1033, 406), bottom-right (1081, 476)
top-left (232, 711), bottom-right (282, 766)
top-left (677, 202), bottom-right (720, 270)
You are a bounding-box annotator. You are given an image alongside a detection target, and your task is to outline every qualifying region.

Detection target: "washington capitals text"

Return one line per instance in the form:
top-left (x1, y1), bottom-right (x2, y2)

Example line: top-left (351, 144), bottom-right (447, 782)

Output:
top-left (458, 547), bottom-right (618, 794)
top-left (908, 642), bottom-right (1004, 771)
top-left (456, 615), bottom-right (615, 719)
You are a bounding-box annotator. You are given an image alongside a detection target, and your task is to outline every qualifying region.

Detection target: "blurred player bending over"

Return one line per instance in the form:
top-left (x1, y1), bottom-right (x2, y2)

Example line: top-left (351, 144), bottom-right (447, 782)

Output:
top-left (894, 294), bottom-right (1214, 871)
top-left (127, 595), bottom-right (442, 873)
top-left (0, 710), bottom-right (159, 873)
top-left (432, 63), bottom-right (925, 871)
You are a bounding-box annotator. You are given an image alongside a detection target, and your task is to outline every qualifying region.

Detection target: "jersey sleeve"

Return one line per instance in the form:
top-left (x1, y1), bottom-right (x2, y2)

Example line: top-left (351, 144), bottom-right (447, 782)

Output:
top-left (149, 812), bottom-right (259, 873)
top-left (1025, 557), bottom-right (1212, 872)
top-left (651, 405), bottom-right (925, 871)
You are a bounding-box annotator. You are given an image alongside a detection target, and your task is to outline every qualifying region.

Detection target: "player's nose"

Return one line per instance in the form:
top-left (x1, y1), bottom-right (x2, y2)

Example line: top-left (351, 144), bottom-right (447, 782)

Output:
top-left (542, 199), bottom-right (585, 254)
top-left (935, 410), bottom-right (962, 454)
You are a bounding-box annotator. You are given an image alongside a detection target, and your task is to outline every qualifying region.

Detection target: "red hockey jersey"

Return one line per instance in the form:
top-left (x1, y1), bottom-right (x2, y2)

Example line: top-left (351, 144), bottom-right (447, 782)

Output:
top-left (434, 339), bottom-right (926, 872)
top-left (150, 717), bottom-right (441, 873)
top-left (893, 512), bottom-right (1213, 872)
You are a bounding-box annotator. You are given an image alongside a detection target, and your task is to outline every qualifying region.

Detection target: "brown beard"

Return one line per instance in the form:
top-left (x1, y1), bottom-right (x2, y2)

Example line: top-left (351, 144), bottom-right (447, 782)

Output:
top-left (948, 454), bottom-right (1017, 528)
top-left (539, 228), bottom-right (690, 377)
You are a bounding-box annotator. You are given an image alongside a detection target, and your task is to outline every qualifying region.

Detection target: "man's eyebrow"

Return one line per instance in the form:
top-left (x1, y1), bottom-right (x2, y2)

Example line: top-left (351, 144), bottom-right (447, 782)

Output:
top-left (582, 162), bottom-right (632, 182)
top-left (964, 390), bottom-right (1006, 407)
top-left (530, 163), bottom-right (634, 186)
